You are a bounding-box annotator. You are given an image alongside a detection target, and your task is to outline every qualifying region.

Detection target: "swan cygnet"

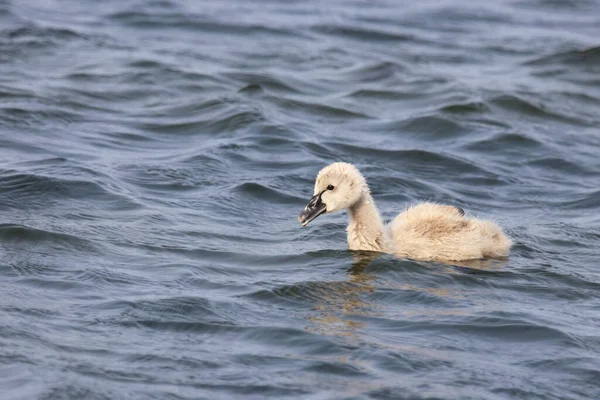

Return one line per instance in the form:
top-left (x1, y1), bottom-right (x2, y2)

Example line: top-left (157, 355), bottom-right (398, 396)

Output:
top-left (298, 162), bottom-right (511, 262)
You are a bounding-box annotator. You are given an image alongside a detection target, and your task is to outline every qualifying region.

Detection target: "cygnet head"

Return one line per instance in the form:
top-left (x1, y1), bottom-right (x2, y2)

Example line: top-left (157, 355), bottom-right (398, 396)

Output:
top-left (298, 162), bottom-right (368, 226)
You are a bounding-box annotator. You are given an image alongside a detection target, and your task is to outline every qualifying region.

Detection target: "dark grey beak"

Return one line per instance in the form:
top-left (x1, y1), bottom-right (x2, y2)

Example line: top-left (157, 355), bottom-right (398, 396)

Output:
top-left (298, 191), bottom-right (326, 227)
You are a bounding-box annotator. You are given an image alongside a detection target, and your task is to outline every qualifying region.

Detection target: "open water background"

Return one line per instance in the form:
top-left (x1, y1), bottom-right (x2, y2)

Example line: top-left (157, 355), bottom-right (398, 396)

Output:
top-left (1, 0), bottom-right (600, 399)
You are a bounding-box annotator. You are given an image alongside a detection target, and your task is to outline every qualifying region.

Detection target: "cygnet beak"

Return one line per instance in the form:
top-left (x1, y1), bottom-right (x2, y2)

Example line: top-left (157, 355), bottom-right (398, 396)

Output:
top-left (298, 191), bottom-right (327, 227)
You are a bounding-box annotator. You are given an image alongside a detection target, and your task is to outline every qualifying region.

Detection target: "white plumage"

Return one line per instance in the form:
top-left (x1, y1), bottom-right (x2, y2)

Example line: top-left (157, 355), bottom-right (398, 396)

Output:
top-left (298, 162), bottom-right (511, 262)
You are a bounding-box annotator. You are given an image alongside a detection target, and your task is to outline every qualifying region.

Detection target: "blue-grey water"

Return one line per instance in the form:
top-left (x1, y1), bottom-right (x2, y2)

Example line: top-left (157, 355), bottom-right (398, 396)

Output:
top-left (1, 0), bottom-right (600, 399)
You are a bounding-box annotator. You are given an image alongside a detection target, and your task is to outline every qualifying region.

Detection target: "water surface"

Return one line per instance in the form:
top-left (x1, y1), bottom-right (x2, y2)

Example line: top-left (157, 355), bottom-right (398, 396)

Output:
top-left (1, 0), bottom-right (600, 399)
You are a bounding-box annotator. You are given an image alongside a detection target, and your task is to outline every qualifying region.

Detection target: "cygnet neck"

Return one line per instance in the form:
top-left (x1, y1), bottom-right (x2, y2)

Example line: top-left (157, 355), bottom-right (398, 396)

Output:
top-left (347, 192), bottom-right (385, 252)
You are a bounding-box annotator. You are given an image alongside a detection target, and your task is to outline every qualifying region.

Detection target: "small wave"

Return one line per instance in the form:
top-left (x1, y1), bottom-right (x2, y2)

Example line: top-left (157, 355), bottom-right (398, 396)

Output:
top-left (555, 189), bottom-right (600, 210)
top-left (265, 96), bottom-right (370, 120)
top-left (249, 280), bottom-right (371, 310)
top-left (117, 318), bottom-right (236, 335)
top-left (312, 24), bottom-right (415, 43)
top-left (515, 0), bottom-right (600, 11)
top-left (333, 61), bottom-right (408, 84)
top-left (238, 84), bottom-right (263, 95)
top-left (225, 72), bottom-right (303, 94)
top-left (0, 23), bottom-right (87, 63)
top-left (0, 84), bottom-right (36, 100)
top-left (525, 46), bottom-right (600, 67)
top-left (0, 223), bottom-right (98, 253)
top-left (322, 144), bottom-right (488, 175)
top-left (3, 24), bottom-right (83, 42)
top-left (70, 268), bottom-right (155, 289)
top-left (233, 182), bottom-right (304, 205)
top-left (0, 105), bottom-right (81, 128)
top-left (121, 352), bottom-right (222, 371)
top-left (346, 88), bottom-right (425, 101)
top-left (420, 6), bottom-right (512, 27)
top-left (465, 132), bottom-right (545, 152)
top-left (0, 171), bottom-right (93, 207)
top-left (525, 157), bottom-right (596, 177)
top-left (107, 11), bottom-right (300, 37)
top-left (439, 100), bottom-right (490, 114)
top-left (380, 115), bottom-right (469, 137)
top-left (130, 296), bottom-right (226, 320)
top-left (375, 314), bottom-right (583, 346)
top-left (117, 161), bottom-right (220, 193)
top-left (16, 277), bottom-right (94, 292)
top-left (488, 94), bottom-right (587, 125)
top-left (0, 170), bottom-right (141, 211)
top-left (135, 104), bottom-right (265, 135)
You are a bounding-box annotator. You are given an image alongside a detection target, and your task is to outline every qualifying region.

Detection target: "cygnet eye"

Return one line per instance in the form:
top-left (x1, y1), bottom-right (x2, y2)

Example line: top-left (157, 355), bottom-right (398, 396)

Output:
top-left (327, 184), bottom-right (335, 190)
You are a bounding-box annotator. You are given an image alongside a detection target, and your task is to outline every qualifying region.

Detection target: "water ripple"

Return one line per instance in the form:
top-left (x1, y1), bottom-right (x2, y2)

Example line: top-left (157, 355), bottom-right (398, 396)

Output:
top-left (1, 0), bottom-right (600, 399)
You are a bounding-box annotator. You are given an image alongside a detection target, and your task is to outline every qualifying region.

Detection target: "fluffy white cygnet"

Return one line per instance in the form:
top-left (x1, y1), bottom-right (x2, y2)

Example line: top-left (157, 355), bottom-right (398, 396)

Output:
top-left (298, 162), bottom-right (511, 262)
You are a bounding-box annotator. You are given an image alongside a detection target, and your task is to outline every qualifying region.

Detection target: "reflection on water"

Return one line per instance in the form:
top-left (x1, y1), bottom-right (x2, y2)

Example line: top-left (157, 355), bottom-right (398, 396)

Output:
top-left (307, 252), bottom-right (378, 337)
top-left (306, 252), bottom-right (498, 337)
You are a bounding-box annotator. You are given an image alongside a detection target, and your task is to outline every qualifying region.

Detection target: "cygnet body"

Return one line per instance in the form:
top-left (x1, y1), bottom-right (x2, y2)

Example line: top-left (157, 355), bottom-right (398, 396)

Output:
top-left (298, 162), bottom-right (511, 262)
